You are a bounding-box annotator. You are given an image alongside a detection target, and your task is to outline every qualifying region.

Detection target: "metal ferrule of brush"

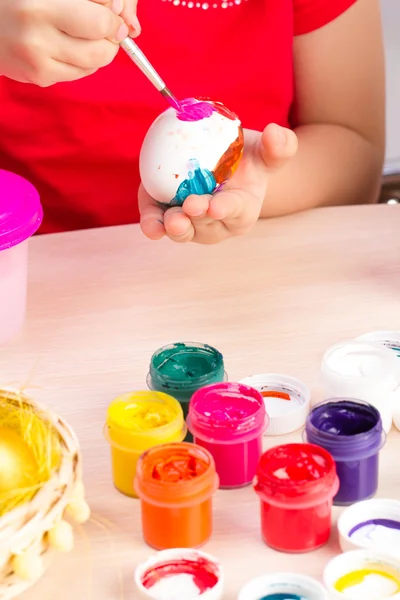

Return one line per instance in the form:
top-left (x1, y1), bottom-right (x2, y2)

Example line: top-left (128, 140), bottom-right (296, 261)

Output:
top-left (120, 38), bottom-right (166, 92)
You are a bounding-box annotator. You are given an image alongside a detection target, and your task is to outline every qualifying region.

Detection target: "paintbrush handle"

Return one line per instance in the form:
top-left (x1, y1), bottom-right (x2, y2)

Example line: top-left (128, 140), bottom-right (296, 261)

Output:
top-left (120, 37), bottom-right (166, 92)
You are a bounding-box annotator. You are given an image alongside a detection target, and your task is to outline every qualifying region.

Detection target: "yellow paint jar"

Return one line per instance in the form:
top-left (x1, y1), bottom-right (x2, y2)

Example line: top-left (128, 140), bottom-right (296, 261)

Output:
top-left (104, 391), bottom-right (187, 497)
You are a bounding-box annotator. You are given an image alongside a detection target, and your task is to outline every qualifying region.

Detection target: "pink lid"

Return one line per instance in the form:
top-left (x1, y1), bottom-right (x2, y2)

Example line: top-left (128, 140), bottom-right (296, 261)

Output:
top-left (0, 170), bottom-right (43, 251)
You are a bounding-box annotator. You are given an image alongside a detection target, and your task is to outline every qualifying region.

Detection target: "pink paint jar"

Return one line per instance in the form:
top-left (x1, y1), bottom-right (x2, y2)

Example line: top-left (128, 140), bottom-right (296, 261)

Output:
top-left (0, 170), bottom-right (42, 345)
top-left (187, 382), bottom-right (268, 488)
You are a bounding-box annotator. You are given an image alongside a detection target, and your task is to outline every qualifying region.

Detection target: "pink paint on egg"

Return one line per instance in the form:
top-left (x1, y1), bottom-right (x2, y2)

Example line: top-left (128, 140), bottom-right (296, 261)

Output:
top-left (176, 98), bottom-right (216, 122)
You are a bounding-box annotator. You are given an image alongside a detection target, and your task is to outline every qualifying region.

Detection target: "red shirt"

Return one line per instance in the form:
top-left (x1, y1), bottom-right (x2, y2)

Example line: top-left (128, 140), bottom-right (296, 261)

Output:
top-left (0, 0), bottom-right (356, 233)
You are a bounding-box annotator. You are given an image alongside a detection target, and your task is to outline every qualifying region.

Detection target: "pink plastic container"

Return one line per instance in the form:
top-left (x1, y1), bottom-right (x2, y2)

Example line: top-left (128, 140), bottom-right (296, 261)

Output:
top-left (187, 382), bottom-right (268, 488)
top-left (0, 170), bottom-right (43, 345)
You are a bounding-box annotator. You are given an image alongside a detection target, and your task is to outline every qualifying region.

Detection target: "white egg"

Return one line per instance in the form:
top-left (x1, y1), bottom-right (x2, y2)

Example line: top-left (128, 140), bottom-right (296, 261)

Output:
top-left (139, 98), bottom-right (244, 205)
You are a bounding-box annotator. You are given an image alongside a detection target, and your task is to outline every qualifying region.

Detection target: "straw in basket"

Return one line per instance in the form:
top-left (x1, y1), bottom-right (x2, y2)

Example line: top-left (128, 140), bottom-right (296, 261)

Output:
top-left (0, 388), bottom-right (90, 600)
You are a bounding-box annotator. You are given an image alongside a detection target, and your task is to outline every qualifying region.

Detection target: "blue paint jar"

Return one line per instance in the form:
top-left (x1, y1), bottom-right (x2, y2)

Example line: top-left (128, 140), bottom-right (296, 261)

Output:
top-left (305, 398), bottom-right (385, 506)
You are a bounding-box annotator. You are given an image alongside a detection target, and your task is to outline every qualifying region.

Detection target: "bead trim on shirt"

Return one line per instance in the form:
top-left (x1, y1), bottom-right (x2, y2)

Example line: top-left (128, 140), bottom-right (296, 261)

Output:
top-left (161, 0), bottom-right (247, 9)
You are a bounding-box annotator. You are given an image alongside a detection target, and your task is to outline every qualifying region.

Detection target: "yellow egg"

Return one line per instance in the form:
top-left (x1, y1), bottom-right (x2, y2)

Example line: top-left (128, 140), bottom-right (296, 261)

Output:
top-left (0, 427), bottom-right (37, 493)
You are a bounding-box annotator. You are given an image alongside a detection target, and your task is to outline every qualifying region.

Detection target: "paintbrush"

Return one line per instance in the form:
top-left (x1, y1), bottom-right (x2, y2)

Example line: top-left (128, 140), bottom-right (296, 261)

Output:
top-left (120, 37), bottom-right (180, 110)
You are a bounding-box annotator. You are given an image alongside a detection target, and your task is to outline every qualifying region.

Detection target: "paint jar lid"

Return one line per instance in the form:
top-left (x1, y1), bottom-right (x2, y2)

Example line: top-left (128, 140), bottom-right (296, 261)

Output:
top-left (0, 169), bottom-right (43, 251)
top-left (134, 548), bottom-right (224, 600)
top-left (338, 498), bottom-right (400, 558)
top-left (239, 373), bottom-right (310, 435)
top-left (238, 572), bottom-right (329, 600)
top-left (323, 549), bottom-right (400, 599)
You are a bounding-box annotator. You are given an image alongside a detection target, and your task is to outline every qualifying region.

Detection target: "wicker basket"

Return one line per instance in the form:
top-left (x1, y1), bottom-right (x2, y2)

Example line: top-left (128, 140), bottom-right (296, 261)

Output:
top-left (0, 389), bottom-right (89, 600)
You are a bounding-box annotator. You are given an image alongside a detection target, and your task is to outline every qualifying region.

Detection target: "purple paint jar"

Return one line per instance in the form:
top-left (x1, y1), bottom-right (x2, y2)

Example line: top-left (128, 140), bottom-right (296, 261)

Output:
top-left (305, 398), bottom-right (385, 506)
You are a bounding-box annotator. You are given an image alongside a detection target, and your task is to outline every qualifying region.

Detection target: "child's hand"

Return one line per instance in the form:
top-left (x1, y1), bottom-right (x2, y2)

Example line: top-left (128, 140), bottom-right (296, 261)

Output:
top-left (121, 0), bottom-right (141, 36)
top-left (0, 0), bottom-right (139, 86)
top-left (139, 124), bottom-right (298, 244)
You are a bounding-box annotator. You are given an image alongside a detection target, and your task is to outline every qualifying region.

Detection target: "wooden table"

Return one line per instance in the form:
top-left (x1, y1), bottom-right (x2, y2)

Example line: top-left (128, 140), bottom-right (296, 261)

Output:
top-left (1, 204), bottom-right (399, 600)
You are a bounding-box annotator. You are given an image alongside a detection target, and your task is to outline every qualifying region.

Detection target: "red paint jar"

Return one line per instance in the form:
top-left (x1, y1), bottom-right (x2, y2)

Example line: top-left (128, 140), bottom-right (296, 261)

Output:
top-left (253, 443), bottom-right (339, 553)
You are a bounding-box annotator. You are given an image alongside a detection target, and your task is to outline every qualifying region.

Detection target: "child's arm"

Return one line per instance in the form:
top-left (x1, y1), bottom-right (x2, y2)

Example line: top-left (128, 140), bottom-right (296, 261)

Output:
top-left (261, 0), bottom-right (385, 217)
top-left (139, 0), bottom-right (385, 244)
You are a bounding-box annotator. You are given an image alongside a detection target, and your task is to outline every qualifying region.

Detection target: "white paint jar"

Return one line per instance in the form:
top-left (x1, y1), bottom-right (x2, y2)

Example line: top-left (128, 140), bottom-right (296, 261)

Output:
top-left (0, 170), bottom-right (42, 345)
top-left (321, 340), bottom-right (400, 433)
top-left (357, 331), bottom-right (400, 431)
top-left (357, 331), bottom-right (400, 356)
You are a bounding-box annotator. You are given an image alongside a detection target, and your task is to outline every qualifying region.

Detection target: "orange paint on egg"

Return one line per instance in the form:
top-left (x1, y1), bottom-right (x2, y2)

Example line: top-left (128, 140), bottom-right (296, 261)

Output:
top-left (213, 129), bottom-right (244, 185)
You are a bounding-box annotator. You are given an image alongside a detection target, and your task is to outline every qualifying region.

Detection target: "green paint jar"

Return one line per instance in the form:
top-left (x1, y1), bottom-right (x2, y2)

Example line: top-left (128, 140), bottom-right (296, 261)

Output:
top-left (147, 342), bottom-right (227, 440)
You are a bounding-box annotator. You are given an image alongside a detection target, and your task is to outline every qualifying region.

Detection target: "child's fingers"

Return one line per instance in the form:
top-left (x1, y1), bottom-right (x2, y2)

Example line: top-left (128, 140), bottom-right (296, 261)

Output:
top-left (122, 0), bottom-right (141, 36)
top-left (92, 0), bottom-right (123, 13)
top-left (55, 35), bottom-right (119, 70)
top-left (207, 188), bottom-right (243, 221)
top-left (47, 61), bottom-right (98, 84)
top-left (260, 123), bottom-right (298, 170)
top-left (52, 0), bottom-right (126, 41)
top-left (140, 217), bottom-right (165, 240)
top-left (182, 195), bottom-right (210, 218)
top-left (164, 207), bottom-right (195, 243)
top-left (138, 185), bottom-right (165, 240)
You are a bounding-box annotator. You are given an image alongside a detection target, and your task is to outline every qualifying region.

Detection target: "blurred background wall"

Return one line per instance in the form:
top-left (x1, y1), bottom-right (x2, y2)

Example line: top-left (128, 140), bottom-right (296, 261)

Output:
top-left (381, 0), bottom-right (400, 167)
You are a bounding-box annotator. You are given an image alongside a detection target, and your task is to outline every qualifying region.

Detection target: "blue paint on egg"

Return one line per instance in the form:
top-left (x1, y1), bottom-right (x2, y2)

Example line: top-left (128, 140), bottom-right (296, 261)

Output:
top-left (171, 159), bottom-right (216, 206)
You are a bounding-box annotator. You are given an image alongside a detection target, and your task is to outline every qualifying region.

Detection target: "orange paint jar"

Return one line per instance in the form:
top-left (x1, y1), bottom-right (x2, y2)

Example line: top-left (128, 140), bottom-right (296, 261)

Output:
top-left (134, 442), bottom-right (219, 550)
